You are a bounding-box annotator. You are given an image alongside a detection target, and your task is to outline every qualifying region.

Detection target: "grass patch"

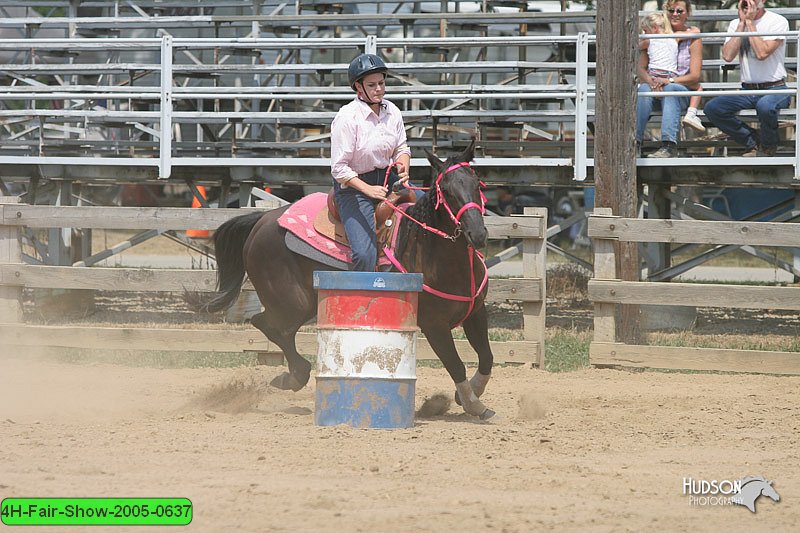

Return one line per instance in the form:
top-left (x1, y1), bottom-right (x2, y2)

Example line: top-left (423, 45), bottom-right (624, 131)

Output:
top-left (432, 325), bottom-right (591, 372)
top-left (678, 278), bottom-right (791, 287)
top-left (417, 358), bottom-right (444, 368)
top-left (451, 327), bottom-right (523, 342)
top-left (646, 332), bottom-right (800, 352)
top-left (25, 346), bottom-right (257, 368)
top-left (20, 322), bottom-right (795, 376)
top-left (544, 328), bottom-right (591, 372)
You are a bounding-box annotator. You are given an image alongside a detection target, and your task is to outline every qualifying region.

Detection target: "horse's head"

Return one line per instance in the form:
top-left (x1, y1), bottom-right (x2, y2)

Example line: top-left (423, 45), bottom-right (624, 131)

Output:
top-left (761, 480), bottom-right (781, 502)
top-left (735, 476), bottom-right (781, 512)
top-left (425, 140), bottom-right (488, 248)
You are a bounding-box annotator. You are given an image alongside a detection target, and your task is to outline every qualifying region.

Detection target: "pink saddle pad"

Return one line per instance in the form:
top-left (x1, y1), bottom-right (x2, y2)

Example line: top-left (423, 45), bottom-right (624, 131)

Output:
top-left (278, 192), bottom-right (403, 267)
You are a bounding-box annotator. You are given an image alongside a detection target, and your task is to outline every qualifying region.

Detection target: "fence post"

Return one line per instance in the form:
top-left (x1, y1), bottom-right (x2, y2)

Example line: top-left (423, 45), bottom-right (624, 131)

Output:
top-left (522, 207), bottom-right (547, 368)
top-left (0, 197), bottom-right (23, 324)
top-left (591, 207), bottom-right (617, 343)
top-left (573, 31), bottom-right (589, 182)
top-left (794, 32), bottom-right (799, 180)
top-left (365, 35), bottom-right (377, 55)
top-left (159, 35), bottom-right (173, 179)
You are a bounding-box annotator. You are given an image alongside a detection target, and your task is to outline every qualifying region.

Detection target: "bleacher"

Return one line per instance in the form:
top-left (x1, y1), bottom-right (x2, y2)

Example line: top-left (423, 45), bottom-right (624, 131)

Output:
top-left (0, 2), bottom-right (799, 192)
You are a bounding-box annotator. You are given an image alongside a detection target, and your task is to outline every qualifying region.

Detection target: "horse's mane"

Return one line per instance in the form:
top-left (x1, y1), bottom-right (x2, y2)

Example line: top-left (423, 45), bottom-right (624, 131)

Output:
top-left (740, 476), bottom-right (768, 487)
top-left (395, 155), bottom-right (461, 264)
top-left (395, 186), bottom-right (435, 265)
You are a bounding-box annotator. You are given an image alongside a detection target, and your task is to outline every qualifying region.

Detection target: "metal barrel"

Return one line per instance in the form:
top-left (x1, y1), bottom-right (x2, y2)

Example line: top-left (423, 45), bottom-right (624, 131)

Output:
top-left (313, 271), bottom-right (423, 429)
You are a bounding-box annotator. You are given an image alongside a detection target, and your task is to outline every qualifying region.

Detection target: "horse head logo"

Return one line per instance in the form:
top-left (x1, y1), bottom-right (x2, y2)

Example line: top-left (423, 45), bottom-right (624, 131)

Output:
top-left (730, 476), bottom-right (780, 513)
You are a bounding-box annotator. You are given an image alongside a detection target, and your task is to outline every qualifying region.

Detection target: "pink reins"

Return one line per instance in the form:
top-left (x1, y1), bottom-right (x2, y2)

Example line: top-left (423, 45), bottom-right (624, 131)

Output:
top-left (379, 161), bottom-right (488, 327)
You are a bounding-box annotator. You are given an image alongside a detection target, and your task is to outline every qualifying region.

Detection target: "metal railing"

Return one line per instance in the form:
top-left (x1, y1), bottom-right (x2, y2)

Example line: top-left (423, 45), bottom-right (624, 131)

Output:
top-left (1, 30), bottom-right (799, 181)
top-left (0, 33), bottom-right (590, 179)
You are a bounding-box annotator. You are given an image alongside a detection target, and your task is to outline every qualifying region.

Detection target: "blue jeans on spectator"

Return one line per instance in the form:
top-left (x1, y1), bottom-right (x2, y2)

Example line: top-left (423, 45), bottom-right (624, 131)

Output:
top-left (334, 168), bottom-right (399, 271)
top-left (636, 82), bottom-right (689, 144)
top-left (703, 87), bottom-right (791, 150)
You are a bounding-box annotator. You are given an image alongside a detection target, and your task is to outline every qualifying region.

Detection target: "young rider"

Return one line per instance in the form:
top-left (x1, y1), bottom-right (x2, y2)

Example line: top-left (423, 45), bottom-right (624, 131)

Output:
top-left (330, 53), bottom-right (411, 271)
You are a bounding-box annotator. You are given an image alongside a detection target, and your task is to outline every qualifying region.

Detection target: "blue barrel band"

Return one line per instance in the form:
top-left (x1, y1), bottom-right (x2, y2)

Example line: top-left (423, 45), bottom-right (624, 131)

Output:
top-left (315, 377), bottom-right (415, 429)
top-left (313, 271), bottom-right (423, 292)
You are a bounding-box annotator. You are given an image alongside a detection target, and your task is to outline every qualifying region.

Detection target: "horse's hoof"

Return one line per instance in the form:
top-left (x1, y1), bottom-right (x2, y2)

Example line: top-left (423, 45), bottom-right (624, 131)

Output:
top-left (479, 408), bottom-right (496, 421)
top-left (454, 390), bottom-right (462, 406)
top-left (269, 372), bottom-right (305, 392)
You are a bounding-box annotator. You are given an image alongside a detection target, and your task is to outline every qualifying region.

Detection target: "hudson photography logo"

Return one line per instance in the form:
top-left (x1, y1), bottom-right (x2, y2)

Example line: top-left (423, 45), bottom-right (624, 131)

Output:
top-left (683, 476), bottom-right (781, 512)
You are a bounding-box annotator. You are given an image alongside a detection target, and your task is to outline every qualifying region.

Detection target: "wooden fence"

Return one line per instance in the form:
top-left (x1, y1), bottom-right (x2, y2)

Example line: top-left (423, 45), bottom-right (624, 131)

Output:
top-left (588, 207), bottom-right (800, 375)
top-left (0, 198), bottom-right (548, 367)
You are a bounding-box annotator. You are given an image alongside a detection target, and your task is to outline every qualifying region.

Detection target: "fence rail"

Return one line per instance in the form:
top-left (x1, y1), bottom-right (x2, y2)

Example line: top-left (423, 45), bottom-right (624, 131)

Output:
top-left (0, 199), bottom-right (549, 367)
top-left (588, 207), bottom-right (800, 376)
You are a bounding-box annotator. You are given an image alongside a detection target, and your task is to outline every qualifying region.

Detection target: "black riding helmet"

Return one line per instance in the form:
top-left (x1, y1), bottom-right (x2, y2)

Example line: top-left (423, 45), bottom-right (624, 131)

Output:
top-left (348, 53), bottom-right (388, 91)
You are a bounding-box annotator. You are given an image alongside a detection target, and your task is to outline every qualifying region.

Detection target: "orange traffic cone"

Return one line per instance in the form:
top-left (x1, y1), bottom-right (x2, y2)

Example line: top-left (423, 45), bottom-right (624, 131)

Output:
top-left (187, 186), bottom-right (210, 238)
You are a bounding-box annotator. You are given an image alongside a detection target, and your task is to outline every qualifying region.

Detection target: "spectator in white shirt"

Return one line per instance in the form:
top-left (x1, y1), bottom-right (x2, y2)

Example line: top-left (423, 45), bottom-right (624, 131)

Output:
top-left (704, 0), bottom-right (790, 156)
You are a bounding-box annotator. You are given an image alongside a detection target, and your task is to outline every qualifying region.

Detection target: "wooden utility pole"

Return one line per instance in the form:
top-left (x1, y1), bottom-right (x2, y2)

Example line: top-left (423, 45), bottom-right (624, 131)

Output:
top-left (594, 0), bottom-right (640, 343)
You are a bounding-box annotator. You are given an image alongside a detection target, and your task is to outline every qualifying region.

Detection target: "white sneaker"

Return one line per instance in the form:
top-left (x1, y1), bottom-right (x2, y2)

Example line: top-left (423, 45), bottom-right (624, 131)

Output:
top-left (682, 113), bottom-right (705, 132)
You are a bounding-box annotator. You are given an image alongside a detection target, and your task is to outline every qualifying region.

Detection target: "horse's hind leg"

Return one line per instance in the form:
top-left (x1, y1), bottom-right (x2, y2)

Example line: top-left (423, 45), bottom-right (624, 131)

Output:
top-left (459, 302), bottom-right (493, 399)
top-left (251, 310), bottom-right (313, 392)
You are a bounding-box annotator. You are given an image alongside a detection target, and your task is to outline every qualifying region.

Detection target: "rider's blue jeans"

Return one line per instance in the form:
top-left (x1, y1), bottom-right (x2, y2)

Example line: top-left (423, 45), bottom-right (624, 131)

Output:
top-left (704, 87), bottom-right (791, 149)
top-left (334, 168), bottom-right (399, 271)
top-left (636, 82), bottom-right (689, 144)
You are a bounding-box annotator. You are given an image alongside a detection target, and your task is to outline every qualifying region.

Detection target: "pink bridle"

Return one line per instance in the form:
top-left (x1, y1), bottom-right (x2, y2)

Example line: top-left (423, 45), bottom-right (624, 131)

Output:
top-left (382, 161), bottom-right (487, 241)
top-left (433, 161), bottom-right (488, 232)
top-left (381, 161), bottom-right (488, 328)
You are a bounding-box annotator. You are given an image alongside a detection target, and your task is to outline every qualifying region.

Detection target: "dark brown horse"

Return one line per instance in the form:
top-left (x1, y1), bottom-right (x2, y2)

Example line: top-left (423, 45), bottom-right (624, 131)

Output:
top-left (189, 141), bottom-right (496, 420)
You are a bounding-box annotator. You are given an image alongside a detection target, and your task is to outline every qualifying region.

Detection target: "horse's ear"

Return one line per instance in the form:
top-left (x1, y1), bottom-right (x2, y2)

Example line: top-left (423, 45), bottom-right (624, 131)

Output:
top-left (425, 149), bottom-right (445, 171)
top-left (459, 139), bottom-right (476, 162)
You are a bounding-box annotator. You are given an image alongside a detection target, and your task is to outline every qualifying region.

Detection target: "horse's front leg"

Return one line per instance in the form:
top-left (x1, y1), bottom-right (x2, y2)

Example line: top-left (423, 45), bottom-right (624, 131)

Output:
top-left (422, 324), bottom-right (496, 420)
top-left (460, 302), bottom-right (493, 399)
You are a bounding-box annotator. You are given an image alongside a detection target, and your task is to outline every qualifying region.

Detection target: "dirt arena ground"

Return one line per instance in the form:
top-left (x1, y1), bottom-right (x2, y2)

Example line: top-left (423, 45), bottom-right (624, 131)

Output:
top-left (1, 353), bottom-right (798, 532)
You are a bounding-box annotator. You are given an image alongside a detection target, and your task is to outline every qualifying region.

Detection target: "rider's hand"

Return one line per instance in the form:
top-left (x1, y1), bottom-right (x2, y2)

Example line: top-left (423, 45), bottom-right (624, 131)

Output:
top-left (363, 184), bottom-right (389, 200)
top-left (344, 177), bottom-right (388, 200)
top-left (395, 162), bottom-right (410, 184)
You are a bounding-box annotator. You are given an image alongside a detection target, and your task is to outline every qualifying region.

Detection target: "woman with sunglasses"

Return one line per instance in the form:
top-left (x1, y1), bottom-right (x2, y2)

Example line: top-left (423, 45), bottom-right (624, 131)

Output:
top-left (636, 0), bottom-right (703, 158)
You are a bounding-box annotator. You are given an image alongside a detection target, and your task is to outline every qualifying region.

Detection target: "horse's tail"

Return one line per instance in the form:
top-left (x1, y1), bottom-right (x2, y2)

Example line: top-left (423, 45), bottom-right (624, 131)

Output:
top-left (185, 211), bottom-right (263, 313)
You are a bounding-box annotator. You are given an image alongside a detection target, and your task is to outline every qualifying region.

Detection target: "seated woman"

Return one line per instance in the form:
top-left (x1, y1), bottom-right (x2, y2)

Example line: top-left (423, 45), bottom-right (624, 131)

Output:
top-left (330, 53), bottom-right (411, 271)
top-left (636, 0), bottom-right (703, 158)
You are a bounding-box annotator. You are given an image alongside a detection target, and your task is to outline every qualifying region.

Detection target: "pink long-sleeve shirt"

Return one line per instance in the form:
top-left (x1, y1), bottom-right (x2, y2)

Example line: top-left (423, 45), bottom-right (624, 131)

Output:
top-left (330, 98), bottom-right (410, 185)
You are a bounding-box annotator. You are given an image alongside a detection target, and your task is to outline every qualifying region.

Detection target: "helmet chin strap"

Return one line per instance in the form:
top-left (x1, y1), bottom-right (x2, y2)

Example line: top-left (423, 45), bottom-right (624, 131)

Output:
top-left (356, 80), bottom-right (385, 108)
